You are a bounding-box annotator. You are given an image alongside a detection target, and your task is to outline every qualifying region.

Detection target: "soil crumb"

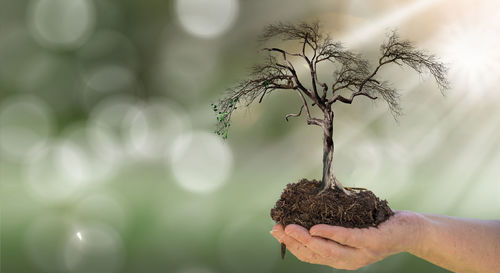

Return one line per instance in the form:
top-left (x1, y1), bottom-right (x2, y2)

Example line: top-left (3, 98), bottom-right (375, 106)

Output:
top-left (270, 179), bottom-right (393, 229)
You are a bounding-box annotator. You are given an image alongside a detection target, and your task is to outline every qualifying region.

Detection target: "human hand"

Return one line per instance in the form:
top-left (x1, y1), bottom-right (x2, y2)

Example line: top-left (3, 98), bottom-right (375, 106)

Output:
top-left (270, 210), bottom-right (424, 270)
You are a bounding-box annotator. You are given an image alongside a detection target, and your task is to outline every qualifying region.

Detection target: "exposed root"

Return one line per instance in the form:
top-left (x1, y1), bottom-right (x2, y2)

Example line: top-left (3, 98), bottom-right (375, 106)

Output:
top-left (316, 176), bottom-right (352, 196)
top-left (316, 186), bottom-right (328, 196)
top-left (346, 187), bottom-right (367, 192)
top-left (333, 177), bottom-right (352, 196)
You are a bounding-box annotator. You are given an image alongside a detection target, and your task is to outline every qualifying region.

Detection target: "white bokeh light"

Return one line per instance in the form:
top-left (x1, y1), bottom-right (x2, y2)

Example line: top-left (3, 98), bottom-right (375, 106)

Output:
top-left (64, 223), bottom-right (124, 273)
top-left (77, 30), bottom-right (137, 105)
top-left (128, 98), bottom-right (190, 160)
top-left (87, 120), bottom-right (127, 167)
top-left (90, 96), bottom-right (191, 162)
top-left (57, 124), bottom-right (118, 184)
top-left (175, 0), bottom-right (238, 38)
top-left (0, 95), bottom-right (52, 161)
top-left (26, 142), bottom-right (85, 201)
top-left (24, 123), bottom-right (117, 202)
top-left (170, 131), bottom-right (233, 193)
top-left (28, 0), bottom-right (95, 48)
top-left (89, 95), bottom-right (140, 161)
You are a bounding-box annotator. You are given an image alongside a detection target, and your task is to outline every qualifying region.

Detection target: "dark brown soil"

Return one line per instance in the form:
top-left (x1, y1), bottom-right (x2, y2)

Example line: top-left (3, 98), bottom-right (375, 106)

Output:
top-left (270, 179), bottom-right (394, 230)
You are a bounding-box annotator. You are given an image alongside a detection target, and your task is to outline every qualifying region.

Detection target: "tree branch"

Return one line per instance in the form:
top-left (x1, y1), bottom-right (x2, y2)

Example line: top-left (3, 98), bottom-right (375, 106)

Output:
top-left (328, 31), bottom-right (448, 119)
top-left (293, 89), bottom-right (323, 127)
top-left (307, 58), bottom-right (322, 109)
top-left (332, 92), bottom-right (378, 104)
top-left (376, 31), bottom-right (449, 92)
top-left (285, 105), bottom-right (304, 121)
top-left (261, 48), bottom-right (313, 98)
top-left (300, 34), bottom-right (323, 109)
top-left (302, 34), bottom-right (308, 58)
top-left (262, 24), bottom-right (325, 108)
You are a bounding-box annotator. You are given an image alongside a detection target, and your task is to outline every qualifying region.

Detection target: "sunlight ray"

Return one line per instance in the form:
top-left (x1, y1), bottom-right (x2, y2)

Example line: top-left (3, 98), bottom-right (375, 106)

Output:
top-left (341, 0), bottom-right (443, 46)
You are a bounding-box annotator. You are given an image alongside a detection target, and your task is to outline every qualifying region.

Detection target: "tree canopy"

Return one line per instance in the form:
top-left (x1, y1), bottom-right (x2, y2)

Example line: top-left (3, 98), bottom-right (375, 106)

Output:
top-left (213, 22), bottom-right (449, 139)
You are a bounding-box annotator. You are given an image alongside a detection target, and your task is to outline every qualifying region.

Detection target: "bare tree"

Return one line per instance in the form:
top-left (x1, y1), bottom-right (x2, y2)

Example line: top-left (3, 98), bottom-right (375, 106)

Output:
top-left (213, 22), bottom-right (448, 195)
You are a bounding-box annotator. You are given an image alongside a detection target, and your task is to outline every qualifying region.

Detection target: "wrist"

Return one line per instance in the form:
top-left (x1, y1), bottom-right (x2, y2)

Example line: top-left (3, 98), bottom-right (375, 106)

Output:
top-left (389, 210), bottom-right (428, 254)
top-left (405, 211), bottom-right (432, 256)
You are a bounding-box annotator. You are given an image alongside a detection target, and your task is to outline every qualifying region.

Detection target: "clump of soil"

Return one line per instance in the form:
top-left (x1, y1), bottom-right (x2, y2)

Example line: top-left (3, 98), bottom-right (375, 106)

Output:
top-left (270, 179), bottom-right (393, 230)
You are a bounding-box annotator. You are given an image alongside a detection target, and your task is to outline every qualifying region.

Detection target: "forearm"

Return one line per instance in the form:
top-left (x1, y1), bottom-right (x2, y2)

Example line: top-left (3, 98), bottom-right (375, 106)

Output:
top-left (409, 213), bottom-right (500, 273)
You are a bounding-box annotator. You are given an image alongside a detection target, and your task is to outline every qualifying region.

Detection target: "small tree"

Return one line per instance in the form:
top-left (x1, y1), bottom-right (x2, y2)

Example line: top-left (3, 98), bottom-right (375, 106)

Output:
top-left (213, 22), bottom-right (448, 195)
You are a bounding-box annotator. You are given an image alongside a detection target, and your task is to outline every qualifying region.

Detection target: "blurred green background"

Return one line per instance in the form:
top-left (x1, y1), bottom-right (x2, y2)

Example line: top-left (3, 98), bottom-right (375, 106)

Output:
top-left (1, 0), bottom-right (499, 272)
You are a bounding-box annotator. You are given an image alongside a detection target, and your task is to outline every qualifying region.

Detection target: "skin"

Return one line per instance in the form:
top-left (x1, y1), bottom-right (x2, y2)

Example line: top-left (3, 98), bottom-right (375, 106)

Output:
top-left (270, 210), bottom-right (500, 272)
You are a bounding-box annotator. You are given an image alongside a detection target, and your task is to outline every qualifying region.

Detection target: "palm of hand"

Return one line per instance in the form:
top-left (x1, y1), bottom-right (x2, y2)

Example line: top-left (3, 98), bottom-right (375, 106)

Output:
top-left (270, 211), bottom-right (423, 270)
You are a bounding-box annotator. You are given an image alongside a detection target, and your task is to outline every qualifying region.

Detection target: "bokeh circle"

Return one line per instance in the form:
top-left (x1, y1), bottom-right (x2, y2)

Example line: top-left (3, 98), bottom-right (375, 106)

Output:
top-left (0, 95), bottom-right (53, 162)
top-left (28, 0), bottom-right (95, 49)
top-left (64, 223), bottom-right (124, 273)
top-left (170, 131), bottom-right (233, 193)
top-left (175, 0), bottom-right (238, 38)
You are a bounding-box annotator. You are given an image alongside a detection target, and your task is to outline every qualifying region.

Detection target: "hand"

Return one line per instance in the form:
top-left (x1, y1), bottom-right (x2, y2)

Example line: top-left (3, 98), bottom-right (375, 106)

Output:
top-left (270, 210), bottom-right (424, 270)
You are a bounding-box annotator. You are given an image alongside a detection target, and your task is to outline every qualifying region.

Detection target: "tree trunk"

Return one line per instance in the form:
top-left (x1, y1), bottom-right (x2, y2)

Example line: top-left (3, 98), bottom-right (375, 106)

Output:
top-left (320, 122), bottom-right (334, 190)
top-left (318, 112), bottom-right (350, 195)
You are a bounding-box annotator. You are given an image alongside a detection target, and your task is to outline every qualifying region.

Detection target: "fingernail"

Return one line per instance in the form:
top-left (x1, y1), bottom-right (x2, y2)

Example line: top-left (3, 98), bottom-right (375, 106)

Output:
top-left (270, 230), bottom-right (283, 242)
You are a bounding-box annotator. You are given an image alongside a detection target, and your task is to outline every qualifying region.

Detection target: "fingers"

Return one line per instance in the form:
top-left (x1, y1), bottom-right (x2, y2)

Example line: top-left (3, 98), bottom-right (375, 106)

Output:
top-left (284, 224), bottom-right (354, 257)
top-left (270, 224), bottom-right (328, 264)
top-left (270, 224), bottom-right (285, 241)
top-left (271, 224), bottom-right (369, 270)
top-left (310, 224), bottom-right (365, 247)
top-left (282, 231), bottom-right (324, 263)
